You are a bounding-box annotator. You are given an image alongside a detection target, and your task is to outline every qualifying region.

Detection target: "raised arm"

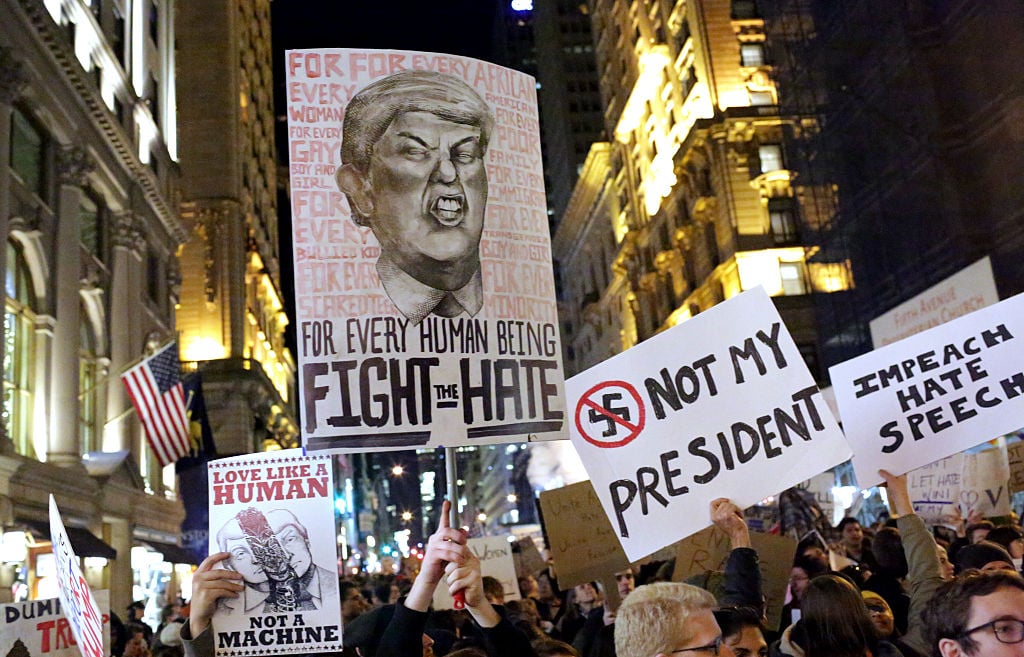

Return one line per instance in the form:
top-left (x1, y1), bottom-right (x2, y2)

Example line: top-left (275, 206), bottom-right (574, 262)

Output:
top-left (879, 468), bottom-right (943, 657)
top-left (712, 498), bottom-right (763, 614)
top-left (445, 545), bottom-right (538, 657)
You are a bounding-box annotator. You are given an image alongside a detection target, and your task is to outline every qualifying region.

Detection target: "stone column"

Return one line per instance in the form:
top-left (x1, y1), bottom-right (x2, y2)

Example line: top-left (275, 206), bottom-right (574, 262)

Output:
top-left (47, 146), bottom-right (92, 465)
top-left (104, 213), bottom-right (145, 452)
top-left (0, 48), bottom-right (30, 455)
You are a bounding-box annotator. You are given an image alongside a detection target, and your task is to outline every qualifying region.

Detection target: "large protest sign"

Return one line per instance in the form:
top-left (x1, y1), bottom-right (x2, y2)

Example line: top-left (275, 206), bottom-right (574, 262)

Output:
top-left (48, 497), bottom-right (104, 657)
top-left (285, 48), bottom-right (565, 452)
top-left (830, 292), bottom-right (1024, 487)
top-left (538, 480), bottom-right (631, 587)
top-left (566, 287), bottom-right (850, 561)
top-left (869, 257), bottom-right (999, 347)
top-left (208, 449), bottom-right (341, 656)
top-left (432, 535), bottom-right (522, 610)
top-left (0, 592), bottom-right (110, 657)
top-left (672, 526), bottom-right (795, 632)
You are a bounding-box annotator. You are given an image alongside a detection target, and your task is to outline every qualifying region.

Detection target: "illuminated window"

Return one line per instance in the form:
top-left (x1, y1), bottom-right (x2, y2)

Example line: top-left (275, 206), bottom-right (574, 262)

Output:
top-left (758, 144), bottom-right (784, 173)
top-left (740, 43), bottom-right (766, 67)
top-left (750, 90), bottom-right (773, 106)
top-left (4, 241), bottom-right (36, 458)
top-left (80, 315), bottom-right (98, 454)
top-left (779, 261), bottom-right (808, 295)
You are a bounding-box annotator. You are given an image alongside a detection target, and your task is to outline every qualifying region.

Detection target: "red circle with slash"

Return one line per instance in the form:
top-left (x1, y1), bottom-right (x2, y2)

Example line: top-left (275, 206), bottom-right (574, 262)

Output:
top-left (575, 380), bottom-right (646, 448)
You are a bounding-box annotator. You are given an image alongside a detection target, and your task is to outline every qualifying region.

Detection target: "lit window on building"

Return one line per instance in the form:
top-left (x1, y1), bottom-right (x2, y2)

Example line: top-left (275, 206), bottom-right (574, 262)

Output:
top-left (779, 261), bottom-right (808, 296)
top-left (758, 144), bottom-right (784, 173)
top-left (740, 43), bottom-right (766, 67)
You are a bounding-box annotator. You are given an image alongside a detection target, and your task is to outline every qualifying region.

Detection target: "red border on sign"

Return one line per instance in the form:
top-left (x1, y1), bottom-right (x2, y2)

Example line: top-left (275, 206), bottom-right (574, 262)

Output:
top-left (574, 379), bottom-right (646, 448)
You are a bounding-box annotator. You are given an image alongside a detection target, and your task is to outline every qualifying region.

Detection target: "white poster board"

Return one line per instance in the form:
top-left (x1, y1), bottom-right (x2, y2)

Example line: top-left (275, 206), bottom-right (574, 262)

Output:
top-left (830, 292), bottom-right (1024, 487)
top-left (869, 257), bottom-right (999, 348)
top-left (48, 497), bottom-right (104, 657)
top-left (567, 287), bottom-right (851, 561)
top-left (285, 48), bottom-right (565, 452)
top-left (0, 592), bottom-right (110, 657)
top-left (907, 448), bottom-right (1012, 523)
top-left (207, 449), bottom-right (342, 656)
top-left (432, 535), bottom-right (521, 610)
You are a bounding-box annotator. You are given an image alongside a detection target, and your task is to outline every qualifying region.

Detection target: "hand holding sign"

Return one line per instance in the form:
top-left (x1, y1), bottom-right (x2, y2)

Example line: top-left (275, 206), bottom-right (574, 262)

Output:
top-left (407, 500), bottom-right (467, 611)
top-left (189, 552), bottom-right (244, 636)
top-left (710, 498), bottom-right (750, 549)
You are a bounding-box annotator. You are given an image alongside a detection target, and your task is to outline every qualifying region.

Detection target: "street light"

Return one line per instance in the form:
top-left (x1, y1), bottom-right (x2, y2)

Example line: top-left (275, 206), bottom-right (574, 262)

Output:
top-left (506, 493), bottom-right (518, 503)
top-left (401, 510), bottom-right (413, 523)
top-left (391, 464), bottom-right (404, 476)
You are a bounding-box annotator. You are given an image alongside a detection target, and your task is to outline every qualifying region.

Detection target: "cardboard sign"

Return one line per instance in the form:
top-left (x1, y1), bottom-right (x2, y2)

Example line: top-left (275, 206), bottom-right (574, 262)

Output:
top-left (48, 497), bottom-right (105, 657)
top-left (869, 257), bottom-right (999, 347)
top-left (672, 526), bottom-right (795, 632)
top-left (830, 292), bottom-right (1024, 487)
top-left (0, 592), bottom-right (110, 657)
top-left (567, 287), bottom-right (850, 561)
top-left (961, 447), bottom-right (1011, 517)
top-left (513, 536), bottom-right (547, 578)
top-left (1008, 440), bottom-right (1024, 493)
top-left (208, 449), bottom-right (342, 656)
top-left (432, 536), bottom-right (522, 610)
top-left (538, 481), bottom-right (630, 587)
top-left (286, 48), bottom-right (566, 452)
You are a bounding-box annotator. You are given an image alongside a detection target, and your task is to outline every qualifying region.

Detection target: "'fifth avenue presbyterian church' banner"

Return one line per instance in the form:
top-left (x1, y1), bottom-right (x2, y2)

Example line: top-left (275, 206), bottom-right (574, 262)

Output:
top-left (286, 48), bottom-right (565, 452)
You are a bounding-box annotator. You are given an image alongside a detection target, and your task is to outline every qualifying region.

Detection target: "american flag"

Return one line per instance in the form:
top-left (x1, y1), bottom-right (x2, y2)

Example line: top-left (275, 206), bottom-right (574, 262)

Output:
top-left (120, 342), bottom-right (191, 467)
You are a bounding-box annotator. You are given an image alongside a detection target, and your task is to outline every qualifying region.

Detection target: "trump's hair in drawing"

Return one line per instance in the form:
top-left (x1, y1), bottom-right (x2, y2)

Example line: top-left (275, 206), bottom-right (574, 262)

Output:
top-left (339, 69), bottom-right (495, 226)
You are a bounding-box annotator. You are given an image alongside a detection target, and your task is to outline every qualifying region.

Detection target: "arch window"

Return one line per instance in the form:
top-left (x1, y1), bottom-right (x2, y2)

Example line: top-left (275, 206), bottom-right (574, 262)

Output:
top-left (3, 241), bottom-right (37, 457)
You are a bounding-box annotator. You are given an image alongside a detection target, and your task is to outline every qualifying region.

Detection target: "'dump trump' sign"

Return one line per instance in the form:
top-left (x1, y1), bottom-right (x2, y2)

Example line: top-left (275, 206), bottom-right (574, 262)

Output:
top-left (567, 287), bottom-right (851, 561)
top-left (286, 48), bottom-right (565, 452)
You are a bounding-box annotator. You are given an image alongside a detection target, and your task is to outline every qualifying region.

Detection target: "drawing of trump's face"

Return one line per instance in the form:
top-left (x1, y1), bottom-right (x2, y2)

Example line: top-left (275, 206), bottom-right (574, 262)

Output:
top-left (362, 111), bottom-right (487, 289)
top-left (336, 70), bottom-right (493, 294)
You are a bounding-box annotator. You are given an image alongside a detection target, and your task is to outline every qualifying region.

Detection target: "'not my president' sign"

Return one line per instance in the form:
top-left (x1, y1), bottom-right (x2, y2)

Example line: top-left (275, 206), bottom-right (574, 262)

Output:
top-left (567, 287), bottom-right (851, 561)
top-left (830, 291), bottom-right (1024, 488)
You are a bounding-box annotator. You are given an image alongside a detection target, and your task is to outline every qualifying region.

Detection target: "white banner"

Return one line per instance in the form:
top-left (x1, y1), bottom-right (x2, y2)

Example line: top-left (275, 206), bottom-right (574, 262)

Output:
top-left (869, 257), bottom-right (999, 347)
top-left (286, 48), bottom-right (565, 452)
top-left (567, 287), bottom-right (851, 561)
top-left (208, 449), bottom-right (342, 656)
top-left (830, 292), bottom-right (1024, 487)
top-left (0, 592), bottom-right (110, 657)
top-left (48, 497), bottom-right (104, 657)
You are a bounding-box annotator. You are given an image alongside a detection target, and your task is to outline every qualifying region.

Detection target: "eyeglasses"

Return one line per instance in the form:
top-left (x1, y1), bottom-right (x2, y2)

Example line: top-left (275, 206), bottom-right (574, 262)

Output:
top-left (669, 636), bottom-right (723, 656)
top-left (959, 619), bottom-right (1024, 645)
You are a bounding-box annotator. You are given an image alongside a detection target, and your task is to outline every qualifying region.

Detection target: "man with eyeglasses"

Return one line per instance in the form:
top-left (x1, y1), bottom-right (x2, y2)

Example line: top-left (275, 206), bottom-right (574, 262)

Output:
top-left (922, 569), bottom-right (1024, 657)
top-left (615, 582), bottom-right (734, 657)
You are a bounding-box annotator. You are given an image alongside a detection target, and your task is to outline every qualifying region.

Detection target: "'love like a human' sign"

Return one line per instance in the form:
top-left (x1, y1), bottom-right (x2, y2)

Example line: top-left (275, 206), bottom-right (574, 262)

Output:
top-left (567, 287), bottom-right (851, 561)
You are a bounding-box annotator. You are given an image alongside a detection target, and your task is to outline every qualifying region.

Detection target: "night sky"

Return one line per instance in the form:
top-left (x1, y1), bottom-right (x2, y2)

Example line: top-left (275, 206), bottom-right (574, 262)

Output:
top-left (270, 0), bottom-right (503, 354)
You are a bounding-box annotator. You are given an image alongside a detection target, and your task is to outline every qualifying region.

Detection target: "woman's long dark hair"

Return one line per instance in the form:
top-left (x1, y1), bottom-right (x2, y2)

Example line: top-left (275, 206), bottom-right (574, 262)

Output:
top-left (800, 574), bottom-right (880, 657)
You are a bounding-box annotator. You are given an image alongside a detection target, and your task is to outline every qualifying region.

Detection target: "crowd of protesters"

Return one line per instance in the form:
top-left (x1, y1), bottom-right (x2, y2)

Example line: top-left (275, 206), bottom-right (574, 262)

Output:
top-left (109, 473), bottom-right (1024, 657)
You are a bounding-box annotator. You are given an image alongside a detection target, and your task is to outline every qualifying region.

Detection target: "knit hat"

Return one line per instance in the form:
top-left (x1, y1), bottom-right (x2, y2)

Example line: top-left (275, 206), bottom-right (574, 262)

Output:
top-left (955, 540), bottom-right (1014, 572)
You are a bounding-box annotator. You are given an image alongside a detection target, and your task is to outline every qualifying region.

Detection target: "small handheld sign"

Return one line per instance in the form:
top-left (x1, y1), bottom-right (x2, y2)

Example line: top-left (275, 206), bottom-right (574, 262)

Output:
top-left (48, 496), bottom-right (105, 657)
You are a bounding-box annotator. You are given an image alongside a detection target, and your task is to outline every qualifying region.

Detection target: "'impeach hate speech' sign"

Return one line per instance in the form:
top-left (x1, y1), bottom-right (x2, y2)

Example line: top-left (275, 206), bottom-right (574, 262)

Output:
top-left (566, 287), bottom-right (851, 561)
top-left (830, 292), bottom-right (1024, 487)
